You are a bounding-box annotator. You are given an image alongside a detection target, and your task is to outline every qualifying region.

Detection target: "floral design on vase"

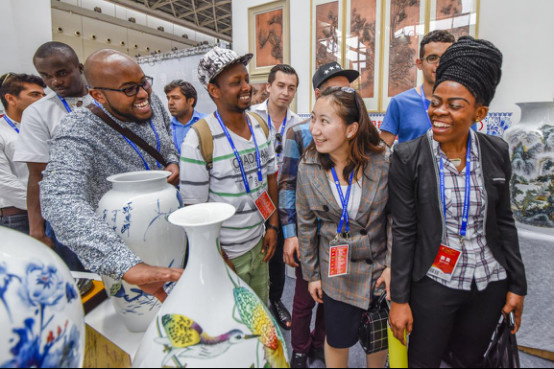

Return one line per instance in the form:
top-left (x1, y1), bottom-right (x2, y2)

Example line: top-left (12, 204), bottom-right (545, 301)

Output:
top-left (0, 262), bottom-right (82, 368)
top-left (504, 102), bottom-right (554, 229)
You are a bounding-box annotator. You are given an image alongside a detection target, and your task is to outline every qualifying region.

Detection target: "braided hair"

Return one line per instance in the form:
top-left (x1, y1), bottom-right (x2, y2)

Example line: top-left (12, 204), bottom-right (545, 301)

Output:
top-left (434, 36), bottom-right (503, 106)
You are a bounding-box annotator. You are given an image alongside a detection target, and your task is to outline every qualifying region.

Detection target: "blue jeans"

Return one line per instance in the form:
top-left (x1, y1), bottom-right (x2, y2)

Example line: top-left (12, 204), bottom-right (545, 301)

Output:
top-left (0, 213), bottom-right (30, 234)
top-left (45, 222), bottom-right (86, 272)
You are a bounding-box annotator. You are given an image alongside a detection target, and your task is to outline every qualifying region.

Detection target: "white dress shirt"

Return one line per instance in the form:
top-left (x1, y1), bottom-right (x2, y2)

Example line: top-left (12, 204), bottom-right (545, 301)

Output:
top-left (0, 115), bottom-right (28, 209)
top-left (14, 92), bottom-right (93, 164)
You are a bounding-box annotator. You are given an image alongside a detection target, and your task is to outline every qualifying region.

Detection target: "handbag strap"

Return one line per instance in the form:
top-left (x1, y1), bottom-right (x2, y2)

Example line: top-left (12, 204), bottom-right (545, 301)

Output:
top-left (88, 103), bottom-right (169, 167)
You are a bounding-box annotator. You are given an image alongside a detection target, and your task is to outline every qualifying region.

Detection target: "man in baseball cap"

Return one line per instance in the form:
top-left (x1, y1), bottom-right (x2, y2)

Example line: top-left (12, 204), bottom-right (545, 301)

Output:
top-left (279, 62), bottom-right (359, 367)
top-left (180, 46), bottom-right (280, 305)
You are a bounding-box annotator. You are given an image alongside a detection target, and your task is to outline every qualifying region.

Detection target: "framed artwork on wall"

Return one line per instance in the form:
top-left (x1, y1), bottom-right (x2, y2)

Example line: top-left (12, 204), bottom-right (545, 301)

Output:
top-left (429, 0), bottom-right (479, 38)
top-left (381, 0), bottom-right (427, 110)
top-left (345, 0), bottom-right (383, 111)
top-left (308, 0), bottom-right (480, 112)
top-left (248, 0), bottom-right (290, 76)
top-left (250, 76), bottom-right (270, 106)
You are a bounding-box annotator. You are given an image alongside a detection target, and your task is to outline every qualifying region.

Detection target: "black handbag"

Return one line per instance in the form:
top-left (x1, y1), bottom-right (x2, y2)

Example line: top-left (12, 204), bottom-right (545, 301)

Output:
top-left (483, 312), bottom-right (521, 368)
top-left (358, 292), bottom-right (390, 355)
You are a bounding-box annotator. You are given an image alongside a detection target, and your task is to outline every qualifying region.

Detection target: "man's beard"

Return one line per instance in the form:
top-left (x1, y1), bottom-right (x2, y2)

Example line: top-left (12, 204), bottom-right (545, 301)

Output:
top-left (105, 98), bottom-right (152, 123)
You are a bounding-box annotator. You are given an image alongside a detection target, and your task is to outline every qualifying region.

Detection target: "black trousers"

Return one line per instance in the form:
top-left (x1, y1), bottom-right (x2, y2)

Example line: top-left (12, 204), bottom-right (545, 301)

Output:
top-left (408, 277), bottom-right (508, 368)
top-left (269, 229), bottom-right (285, 302)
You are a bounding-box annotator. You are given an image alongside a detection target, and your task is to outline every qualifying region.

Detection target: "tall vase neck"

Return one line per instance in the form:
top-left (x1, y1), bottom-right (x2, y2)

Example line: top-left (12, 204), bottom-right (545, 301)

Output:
top-left (182, 223), bottom-right (229, 281)
top-left (517, 102), bottom-right (554, 124)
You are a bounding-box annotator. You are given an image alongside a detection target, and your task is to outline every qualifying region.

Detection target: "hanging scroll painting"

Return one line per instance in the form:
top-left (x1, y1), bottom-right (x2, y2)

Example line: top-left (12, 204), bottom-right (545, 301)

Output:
top-left (249, 1), bottom-right (290, 76)
top-left (346, 0), bottom-right (382, 111)
top-left (429, 0), bottom-right (479, 38)
top-left (382, 0), bottom-right (427, 110)
top-left (313, 0), bottom-right (343, 70)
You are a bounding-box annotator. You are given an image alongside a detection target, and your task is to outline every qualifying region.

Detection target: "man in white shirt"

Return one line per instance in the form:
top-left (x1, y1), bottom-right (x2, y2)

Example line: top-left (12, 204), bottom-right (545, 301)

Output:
top-left (0, 73), bottom-right (46, 233)
top-left (14, 42), bottom-right (92, 270)
top-left (180, 47), bottom-right (280, 304)
top-left (251, 64), bottom-right (304, 330)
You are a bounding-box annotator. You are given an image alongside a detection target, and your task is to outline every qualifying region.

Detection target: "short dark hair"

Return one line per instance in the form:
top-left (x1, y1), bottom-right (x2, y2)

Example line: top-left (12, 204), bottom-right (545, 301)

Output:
top-left (164, 80), bottom-right (198, 107)
top-left (268, 64), bottom-right (299, 86)
top-left (0, 73), bottom-right (46, 109)
top-left (420, 30), bottom-right (456, 59)
top-left (33, 41), bottom-right (80, 66)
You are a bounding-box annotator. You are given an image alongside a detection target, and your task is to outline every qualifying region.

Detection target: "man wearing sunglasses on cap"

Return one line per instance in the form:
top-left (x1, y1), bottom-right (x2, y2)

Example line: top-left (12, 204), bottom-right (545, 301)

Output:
top-left (251, 64), bottom-right (303, 333)
top-left (40, 49), bottom-right (182, 302)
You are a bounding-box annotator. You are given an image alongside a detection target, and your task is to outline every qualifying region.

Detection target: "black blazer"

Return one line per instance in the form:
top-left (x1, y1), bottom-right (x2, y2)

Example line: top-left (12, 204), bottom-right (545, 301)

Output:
top-left (390, 132), bottom-right (527, 304)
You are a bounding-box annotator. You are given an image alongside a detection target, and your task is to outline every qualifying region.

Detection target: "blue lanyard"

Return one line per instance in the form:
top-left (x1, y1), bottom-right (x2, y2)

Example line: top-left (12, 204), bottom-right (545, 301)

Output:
top-left (3, 116), bottom-right (19, 134)
top-left (420, 85), bottom-right (433, 128)
top-left (57, 95), bottom-right (73, 113)
top-left (122, 120), bottom-right (162, 171)
top-left (439, 134), bottom-right (472, 240)
top-left (331, 168), bottom-right (354, 236)
top-left (267, 102), bottom-right (288, 159)
top-left (215, 111), bottom-right (263, 194)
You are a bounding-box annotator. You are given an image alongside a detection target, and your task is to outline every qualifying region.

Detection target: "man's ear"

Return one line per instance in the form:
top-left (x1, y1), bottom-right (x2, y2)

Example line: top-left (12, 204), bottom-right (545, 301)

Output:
top-left (89, 89), bottom-right (106, 104)
top-left (4, 93), bottom-right (17, 108)
top-left (208, 83), bottom-right (220, 100)
top-left (79, 63), bottom-right (85, 74)
top-left (416, 58), bottom-right (423, 71)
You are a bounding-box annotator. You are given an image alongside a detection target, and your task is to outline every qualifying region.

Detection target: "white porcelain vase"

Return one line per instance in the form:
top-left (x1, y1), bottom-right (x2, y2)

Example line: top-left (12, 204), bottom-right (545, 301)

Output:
top-left (504, 102), bottom-right (554, 230)
top-left (133, 203), bottom-right (290, 368)
top-left (96, 171), bottom-right (187, 332)
top-left (0, 227), bottom-right (85, 368)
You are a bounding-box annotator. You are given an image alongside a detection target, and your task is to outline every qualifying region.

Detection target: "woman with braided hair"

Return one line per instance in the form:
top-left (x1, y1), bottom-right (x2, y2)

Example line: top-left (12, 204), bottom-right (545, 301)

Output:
top-left (388, 36), bottom-right (527, 367)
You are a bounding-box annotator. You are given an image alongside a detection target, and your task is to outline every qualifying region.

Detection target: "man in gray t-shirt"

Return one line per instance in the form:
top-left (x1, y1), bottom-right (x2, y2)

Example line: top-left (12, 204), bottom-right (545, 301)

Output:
top-left (41, 50), bottom-right (182, 301)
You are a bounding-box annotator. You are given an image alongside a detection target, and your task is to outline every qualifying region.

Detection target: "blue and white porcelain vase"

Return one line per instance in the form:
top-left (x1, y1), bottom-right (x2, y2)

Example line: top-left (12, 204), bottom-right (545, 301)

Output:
top-left (133, 203), bottom-right (290, 368)
top-left (96, 171), bottom-right (187, 332)
top-left (0, 227), bottom-right (85, 368)
top-left (504, 102), bottom-right (554, 230)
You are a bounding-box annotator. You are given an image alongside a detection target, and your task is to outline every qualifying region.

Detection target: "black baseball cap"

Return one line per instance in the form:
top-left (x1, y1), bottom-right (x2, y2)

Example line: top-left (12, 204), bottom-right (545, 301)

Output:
top-left (312, 62), bottom-right (360, 90)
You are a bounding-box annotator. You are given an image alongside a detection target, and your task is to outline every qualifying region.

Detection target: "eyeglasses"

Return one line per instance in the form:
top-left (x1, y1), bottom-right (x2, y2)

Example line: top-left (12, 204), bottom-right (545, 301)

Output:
top-left (326, 86), bottom-right (362, 121)
top-left (424, 54), bottom-right (441, 65)
top-left (90, 76), bottom-right (153, 97)
top-left (0, 73), bottom-right (13, 88)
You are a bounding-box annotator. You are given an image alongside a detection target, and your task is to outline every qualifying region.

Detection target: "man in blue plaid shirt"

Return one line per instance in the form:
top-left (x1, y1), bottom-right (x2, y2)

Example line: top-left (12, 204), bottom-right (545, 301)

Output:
top-left (279, 62), bottom-right (359, 368)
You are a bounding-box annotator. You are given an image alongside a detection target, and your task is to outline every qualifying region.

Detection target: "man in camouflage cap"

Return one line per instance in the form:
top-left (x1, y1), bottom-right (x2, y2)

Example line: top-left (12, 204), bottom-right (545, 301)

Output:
top-left (180, 46), bottom-right (280, 305)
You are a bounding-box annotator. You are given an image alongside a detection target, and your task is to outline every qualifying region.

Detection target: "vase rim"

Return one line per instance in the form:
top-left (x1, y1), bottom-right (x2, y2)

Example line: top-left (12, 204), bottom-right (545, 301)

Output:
top-left (168, 203), bottom-right (236, 228)
top-left (107, 170), bottom-right (170, 184)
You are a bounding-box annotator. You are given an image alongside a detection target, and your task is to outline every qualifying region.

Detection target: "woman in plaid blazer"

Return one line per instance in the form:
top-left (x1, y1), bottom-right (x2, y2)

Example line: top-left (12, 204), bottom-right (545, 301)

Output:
top-left (297, 87), bottom-right (391, 368)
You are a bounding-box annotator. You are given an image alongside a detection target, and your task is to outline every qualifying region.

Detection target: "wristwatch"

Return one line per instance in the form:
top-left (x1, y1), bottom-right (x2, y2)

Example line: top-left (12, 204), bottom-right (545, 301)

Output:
top-left (266, 224), bottom-right (280, 233)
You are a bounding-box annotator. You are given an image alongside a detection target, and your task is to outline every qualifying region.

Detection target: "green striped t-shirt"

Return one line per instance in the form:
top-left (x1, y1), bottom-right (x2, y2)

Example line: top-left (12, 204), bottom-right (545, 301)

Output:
top-left (179, 112), bottom-right (278, 259)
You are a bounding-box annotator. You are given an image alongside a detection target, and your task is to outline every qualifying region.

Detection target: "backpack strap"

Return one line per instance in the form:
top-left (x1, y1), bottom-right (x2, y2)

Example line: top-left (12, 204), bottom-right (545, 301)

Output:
top-left (191, 118), bottom-right (214, 170)
top-left (191, 112), bottom-right (270, 171)
top-left (248, 111), bottom-right (270, 138)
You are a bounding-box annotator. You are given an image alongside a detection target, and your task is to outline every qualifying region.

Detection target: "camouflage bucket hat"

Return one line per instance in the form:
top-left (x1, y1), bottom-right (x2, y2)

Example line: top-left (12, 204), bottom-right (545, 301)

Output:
top-left (197, 46), bottom-right (253, 89)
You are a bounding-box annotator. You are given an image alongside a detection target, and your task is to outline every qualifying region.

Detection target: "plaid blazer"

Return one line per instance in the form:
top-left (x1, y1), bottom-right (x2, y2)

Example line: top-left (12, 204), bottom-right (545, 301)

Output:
top-left (297, 148), bottom-right (392, 310)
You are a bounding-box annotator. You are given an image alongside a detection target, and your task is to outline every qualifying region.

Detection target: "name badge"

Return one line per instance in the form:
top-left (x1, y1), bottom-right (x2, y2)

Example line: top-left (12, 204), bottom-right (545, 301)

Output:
top-left (254, 191), bottom-right (276, 221)
top-left (328, 244), bottom-right (350, 278)
top-left (428, 244), bottom-right (462, 282)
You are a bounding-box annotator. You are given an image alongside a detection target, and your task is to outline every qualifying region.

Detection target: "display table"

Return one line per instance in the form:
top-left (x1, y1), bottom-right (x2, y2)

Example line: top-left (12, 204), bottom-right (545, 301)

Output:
top-left (85, 300), bottom-right (144, 359)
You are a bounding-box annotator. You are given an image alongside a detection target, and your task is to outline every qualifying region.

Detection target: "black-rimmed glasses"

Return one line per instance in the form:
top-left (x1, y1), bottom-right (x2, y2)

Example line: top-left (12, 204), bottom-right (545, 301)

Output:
top-left (90, 76), bottom-right (153, 97)
top-left (275, 133), bottom-right (283, 155)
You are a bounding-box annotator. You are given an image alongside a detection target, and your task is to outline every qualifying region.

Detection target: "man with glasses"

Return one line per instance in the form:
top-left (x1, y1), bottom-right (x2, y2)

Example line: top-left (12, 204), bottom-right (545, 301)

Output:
top-left (40, 49), bottom-right (182, 300)
top-left (14, 42), bottom-right (92, 270)
top-left (279, 61), bottom-right (359, 368)
top-left (251, 64), bottom-right (302, 332)
top-left (0, 73), bottom-right (46, 234)
top-left (380, 30), bottom-right (455, 147)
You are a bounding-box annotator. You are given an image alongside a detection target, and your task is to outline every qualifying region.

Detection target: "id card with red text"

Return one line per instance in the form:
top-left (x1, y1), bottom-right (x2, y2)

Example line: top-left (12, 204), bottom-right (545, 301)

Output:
top-left (328, 244), bottom-right (350, 278)
top-left (428, 244), bottom-right (462, 282)
top-left (254, 191), bottom-right (276, 221)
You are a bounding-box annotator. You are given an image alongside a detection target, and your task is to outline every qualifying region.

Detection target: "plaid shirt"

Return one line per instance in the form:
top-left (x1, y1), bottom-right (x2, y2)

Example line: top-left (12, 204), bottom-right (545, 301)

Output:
top-left (428, 130), bottom-right (507, 291)
top-left (278, 120), bottom-right (313, 239)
